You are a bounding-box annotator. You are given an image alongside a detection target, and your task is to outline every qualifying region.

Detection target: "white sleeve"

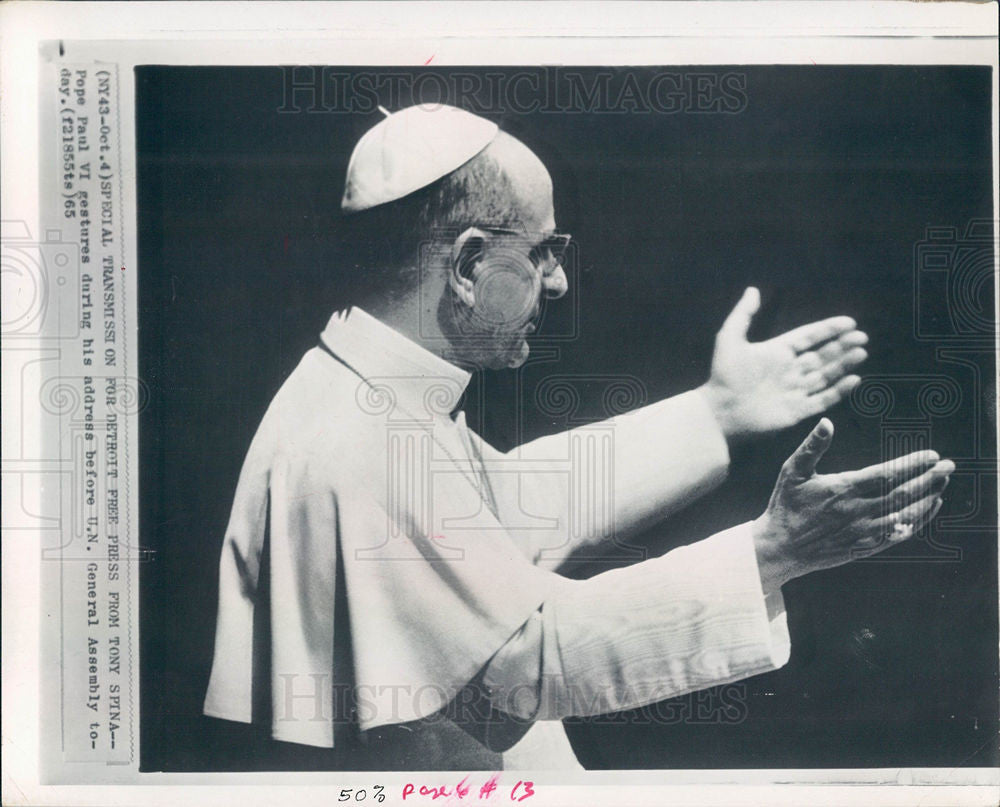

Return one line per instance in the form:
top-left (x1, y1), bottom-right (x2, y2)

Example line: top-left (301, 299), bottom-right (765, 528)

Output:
top-left (492, 389), bottom-right (733, 569)
top-left (482, 522), bottom-right (790, 719)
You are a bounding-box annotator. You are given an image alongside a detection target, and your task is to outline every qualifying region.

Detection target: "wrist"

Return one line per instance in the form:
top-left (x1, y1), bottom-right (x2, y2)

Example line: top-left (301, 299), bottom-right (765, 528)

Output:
top-left (698, 381), bottom-right (739, 444)
top-left (752, 514), bottom-right (790, 593)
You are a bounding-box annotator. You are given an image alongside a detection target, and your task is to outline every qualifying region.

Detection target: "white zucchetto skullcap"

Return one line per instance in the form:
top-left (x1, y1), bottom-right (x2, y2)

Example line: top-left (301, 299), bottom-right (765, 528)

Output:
top-left (341, 104), bottom-right (499, 213)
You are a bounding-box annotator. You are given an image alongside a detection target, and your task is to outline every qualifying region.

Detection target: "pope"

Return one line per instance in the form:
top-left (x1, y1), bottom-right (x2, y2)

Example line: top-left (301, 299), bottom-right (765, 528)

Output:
top-left (203, 104), bottom-right (953, 770)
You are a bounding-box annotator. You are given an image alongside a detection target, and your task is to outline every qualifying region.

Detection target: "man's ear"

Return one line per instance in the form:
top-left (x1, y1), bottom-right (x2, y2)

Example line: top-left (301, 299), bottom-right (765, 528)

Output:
top-left (448, 226), bottom-right (488, 308)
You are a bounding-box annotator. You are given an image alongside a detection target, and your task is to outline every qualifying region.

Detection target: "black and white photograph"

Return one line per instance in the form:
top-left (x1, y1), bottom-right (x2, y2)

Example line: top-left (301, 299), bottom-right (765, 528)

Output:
top-left (137, 64), bottom-right (996, 773)
top-left (2, 3), bottom-right (998, 805)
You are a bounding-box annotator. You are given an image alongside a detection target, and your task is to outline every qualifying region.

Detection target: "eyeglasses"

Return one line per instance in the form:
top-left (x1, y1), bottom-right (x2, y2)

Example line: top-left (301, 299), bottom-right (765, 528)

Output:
top-left (472, 225), bottom-right (573, 269)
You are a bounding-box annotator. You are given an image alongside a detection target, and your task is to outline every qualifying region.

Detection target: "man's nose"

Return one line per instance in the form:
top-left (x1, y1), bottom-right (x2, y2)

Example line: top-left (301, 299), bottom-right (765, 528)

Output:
top-left (542, 264), bottom-right (568, 299)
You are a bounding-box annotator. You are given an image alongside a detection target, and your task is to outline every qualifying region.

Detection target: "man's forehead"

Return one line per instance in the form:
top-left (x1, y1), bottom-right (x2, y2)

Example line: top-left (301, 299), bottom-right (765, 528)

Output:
top-left (486, 132), bottom-right (554, 221)
top-left (507, 182), bottom-right (556, 234)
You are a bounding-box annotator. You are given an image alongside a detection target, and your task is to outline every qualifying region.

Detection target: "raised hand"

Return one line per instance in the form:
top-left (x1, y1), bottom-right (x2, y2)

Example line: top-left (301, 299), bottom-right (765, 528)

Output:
top-left (701, 287), bottom-right (869, 442)
top-left (752, 418), bottom-right (954, 590)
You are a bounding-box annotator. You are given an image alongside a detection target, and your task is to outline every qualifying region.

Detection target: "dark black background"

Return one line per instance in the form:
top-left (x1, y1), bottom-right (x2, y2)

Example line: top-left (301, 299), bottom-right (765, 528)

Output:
top-left (138, 66), bottom-right (997, 771)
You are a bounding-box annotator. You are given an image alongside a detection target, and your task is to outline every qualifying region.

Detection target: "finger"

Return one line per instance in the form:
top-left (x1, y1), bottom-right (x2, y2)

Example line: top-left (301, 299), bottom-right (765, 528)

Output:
top-left (800, 374), bottom-right (861, 416)
top-left (842, 449), bottom-right (942, 493)
top-left (853, 496), bottom-right (943, 558)
top-left (814, 330), bottom-right (869, 363)
top-left (793, 332), bottom-right (863, 372)
top-left (781, 316), bottom-right (857, 354)
top-left (797, 351), bottom-right (822, 373)
top-left (719, 286), bottom-right (761, 342)
top-left (783, 418), bottom-right (835, 479)
top-left (882, 459), bottom-right (954, 511)
top-left (800, 349), bottom-right (868, 394)
top-left (820, 347), bottom-right (869, 384)
top-left (852, 532), bottom-right (889, 555)
top-left (869, 492), bottom-right (944, 539)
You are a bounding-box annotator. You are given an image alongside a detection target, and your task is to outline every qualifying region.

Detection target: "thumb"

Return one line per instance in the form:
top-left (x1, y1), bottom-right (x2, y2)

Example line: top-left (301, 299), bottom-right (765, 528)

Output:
top-left (719, 286), bottom-right (761, 342)
top-left (784, 418), bottom-right (835, 479)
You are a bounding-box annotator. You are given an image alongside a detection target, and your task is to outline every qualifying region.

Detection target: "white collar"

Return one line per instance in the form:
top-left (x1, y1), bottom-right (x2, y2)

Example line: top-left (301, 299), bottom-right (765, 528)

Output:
top-left (319, 307), bottom-right (472, 415)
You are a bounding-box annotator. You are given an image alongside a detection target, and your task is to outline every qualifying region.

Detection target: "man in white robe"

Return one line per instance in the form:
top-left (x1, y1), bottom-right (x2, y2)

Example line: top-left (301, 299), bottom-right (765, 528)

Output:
top-left (203, 105), bottom-right (953, 769)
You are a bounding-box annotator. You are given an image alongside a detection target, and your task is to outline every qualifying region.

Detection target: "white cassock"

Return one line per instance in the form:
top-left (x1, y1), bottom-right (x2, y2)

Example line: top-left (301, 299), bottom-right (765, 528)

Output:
top-left (204, 307), bottom-right (791, 769)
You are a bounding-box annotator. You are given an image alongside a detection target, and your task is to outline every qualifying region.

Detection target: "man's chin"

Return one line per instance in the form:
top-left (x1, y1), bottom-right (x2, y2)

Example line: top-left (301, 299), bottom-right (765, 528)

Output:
top-left (498, 339), bottom-right (530, 369)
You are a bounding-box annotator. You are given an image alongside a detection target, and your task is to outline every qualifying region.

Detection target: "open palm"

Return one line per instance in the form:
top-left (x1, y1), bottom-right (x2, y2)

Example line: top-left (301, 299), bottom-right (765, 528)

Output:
top-left (702, 288), bottom-right (869, 441)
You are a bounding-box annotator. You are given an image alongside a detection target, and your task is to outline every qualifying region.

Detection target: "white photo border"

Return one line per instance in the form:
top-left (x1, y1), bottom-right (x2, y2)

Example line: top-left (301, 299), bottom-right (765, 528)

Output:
top-left (2, 2), bottom-right (998, 805)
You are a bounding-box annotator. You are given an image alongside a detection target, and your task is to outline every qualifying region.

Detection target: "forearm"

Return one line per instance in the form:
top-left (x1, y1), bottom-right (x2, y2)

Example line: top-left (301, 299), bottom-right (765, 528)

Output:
top-left (482, 523), bottom-right (790, 720)
top-left (504, 388), bottom-right (732, 564)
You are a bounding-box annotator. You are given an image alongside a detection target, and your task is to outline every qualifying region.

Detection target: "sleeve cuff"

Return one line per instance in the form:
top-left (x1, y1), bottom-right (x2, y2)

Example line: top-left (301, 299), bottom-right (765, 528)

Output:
top-left (765, 589), bottom-right (791, 669)
top-left (484, 521), bottom-right (793, 720)
top-left (689, 520), bottom-right (791, 675)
